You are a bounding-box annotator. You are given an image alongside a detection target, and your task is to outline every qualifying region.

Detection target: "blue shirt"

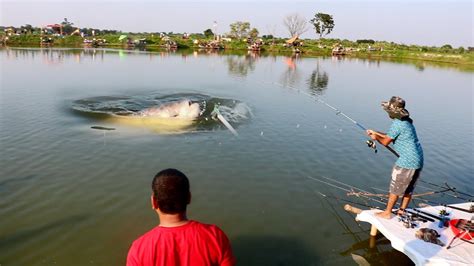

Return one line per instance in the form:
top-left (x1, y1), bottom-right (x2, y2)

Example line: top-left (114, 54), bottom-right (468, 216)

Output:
top-left (387, 119), bottom-right (424, 169)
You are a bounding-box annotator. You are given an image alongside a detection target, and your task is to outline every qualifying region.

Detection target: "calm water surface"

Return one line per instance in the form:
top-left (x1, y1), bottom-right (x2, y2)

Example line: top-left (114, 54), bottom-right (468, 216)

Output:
top-left (1, 48), bottom-right (472, 265)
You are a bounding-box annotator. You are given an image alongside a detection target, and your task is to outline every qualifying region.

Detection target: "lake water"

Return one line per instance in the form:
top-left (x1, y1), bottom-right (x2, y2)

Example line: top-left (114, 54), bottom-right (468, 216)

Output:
top-left (1, 48), bottom-right (472, 265)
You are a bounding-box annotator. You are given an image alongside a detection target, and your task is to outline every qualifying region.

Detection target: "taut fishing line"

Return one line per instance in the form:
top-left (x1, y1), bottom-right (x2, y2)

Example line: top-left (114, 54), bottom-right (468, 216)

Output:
top-left (260, 80), bottom-right (399, 157)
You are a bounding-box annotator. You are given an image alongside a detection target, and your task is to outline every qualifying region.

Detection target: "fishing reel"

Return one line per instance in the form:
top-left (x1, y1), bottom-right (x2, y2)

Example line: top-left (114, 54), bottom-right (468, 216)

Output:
top-left (366, 140), bottom-right (378, 153)
top-left (439, 209), bottom-right (450, 216)
top-left (398, 214), bottom-right (418, 228)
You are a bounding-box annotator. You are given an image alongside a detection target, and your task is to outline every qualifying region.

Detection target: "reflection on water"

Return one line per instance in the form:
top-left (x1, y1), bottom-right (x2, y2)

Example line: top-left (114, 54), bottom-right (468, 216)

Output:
top-left (4, 47), bottom-right (470, 72)
top-left (307, 62), bottom-right (329, 96)
top-left (280, 55), bottom-right (302, 88)
top-left (278, 55), bottom-right (329, 96)
top-left (341, 235), bottom-right (414, 266)
top-left (226, 52), bottom-right (259, 77)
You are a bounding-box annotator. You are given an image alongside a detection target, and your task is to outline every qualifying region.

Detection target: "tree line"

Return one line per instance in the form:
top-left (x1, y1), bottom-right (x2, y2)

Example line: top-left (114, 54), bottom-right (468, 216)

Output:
top-left (3, 14), bottom-right (469, 52)
top-left (212, 12), bottom-right (334, 40)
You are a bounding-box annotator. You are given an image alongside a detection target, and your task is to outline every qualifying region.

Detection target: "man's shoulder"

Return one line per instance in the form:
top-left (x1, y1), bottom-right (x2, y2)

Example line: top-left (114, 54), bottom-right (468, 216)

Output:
top-left (132, 221), bottom-right (225, 242)
top-left (190, 221), bottom-right (227, 236)
top-left (130, 226), bottom-right (161, 248)
top-left (391, 119), bottom-right (403, 126)
top-left (393, 119), bottom-right (416, 131)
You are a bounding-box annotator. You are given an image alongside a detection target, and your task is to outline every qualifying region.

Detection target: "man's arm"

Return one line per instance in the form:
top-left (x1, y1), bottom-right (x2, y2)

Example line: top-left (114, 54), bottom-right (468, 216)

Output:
top-left (214, 227), bottom-right (236, 266)
top-left (367, 130), bottom-right (393, 146)
top-left (126, 242), bottom-right (140, 266)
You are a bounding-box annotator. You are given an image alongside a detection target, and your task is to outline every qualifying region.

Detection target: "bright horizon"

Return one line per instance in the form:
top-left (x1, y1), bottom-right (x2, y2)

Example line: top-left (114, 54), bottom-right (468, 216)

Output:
top-left (1, 0), bottom-right (472, 47)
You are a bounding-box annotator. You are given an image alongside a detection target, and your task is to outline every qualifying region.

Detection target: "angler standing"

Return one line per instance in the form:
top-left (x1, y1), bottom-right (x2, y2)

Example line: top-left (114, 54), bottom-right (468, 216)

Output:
top-left (366, 96), bottom-right (424, 219)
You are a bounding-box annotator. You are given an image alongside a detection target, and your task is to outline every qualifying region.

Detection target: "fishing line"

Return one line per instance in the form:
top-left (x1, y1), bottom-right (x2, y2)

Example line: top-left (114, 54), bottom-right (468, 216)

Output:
top-left (271, 81), bottom-right (367, 130)
top-left (266, 81), bottom-right (472, 202)
top-left (261, 80), bottom-right (399, 157)
top-left (371, 186), bottom-right (473, 217)
top-left (319, 176), bottom-right (375, 196)
top-left (316, 191), bottom-right (365, 242)
top-left (328, 191), bottom-right (370, 233)
top-left (419, 180), bottom-right (474, 199)
top-left (306, 176), bottom-right (388, 206)
top-left (416, 183), bottom-right (472, 202)
top-left (317, 191), bottom-right (379, 210)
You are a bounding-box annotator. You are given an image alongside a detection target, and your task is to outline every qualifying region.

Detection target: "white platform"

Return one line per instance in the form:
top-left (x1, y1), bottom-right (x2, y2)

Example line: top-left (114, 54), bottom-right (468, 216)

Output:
top-left (356, 202), bottom-right (474, 266)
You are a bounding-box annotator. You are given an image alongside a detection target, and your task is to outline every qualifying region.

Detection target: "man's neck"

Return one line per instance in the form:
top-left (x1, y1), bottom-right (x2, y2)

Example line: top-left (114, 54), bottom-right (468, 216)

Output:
top-left (157, 212), bottom-right (189, 227)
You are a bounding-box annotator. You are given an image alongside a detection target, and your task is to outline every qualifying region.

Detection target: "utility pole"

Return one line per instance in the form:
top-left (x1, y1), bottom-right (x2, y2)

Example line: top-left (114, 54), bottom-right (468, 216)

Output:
top-left (213, 21), bottom-right (218, 40)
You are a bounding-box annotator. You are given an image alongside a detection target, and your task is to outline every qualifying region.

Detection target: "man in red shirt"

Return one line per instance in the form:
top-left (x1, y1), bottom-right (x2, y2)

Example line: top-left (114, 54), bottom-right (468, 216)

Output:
top-left (127, 168), bottom-right (236, 266)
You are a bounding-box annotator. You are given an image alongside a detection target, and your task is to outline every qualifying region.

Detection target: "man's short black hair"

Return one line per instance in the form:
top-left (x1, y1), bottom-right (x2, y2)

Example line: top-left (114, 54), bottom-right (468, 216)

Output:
top-left (152, 168), bottom-right (190, 214)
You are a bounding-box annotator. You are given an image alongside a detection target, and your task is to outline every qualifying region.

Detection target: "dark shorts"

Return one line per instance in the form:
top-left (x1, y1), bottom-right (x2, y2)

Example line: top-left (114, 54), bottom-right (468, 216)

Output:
top-left (389, 165), bottom-right (422, 196)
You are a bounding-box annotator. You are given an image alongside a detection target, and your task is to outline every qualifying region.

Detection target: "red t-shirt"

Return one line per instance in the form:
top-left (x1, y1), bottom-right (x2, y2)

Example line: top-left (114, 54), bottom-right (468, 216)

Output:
top-left (127, 220), bottom-right (235, 266)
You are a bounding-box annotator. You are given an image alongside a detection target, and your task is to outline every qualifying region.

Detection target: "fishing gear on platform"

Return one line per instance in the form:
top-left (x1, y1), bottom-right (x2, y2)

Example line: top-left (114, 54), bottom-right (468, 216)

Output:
top-left (307, 175), bottom-right (468, 219)
top-left (410, 208), bottom-right (444, 222)
top-left (371, 184), bottom-right (473, 213)
top-left (397, 213), bottom-right (423, 228)
top-left (416, 228), bottom-right (445, 246)
top-left (418, 202), bottom-right (474, 214)
top-left (399, 209), bottom-right (436, 223)
top-left (446, 219), bottom-right (474, 249)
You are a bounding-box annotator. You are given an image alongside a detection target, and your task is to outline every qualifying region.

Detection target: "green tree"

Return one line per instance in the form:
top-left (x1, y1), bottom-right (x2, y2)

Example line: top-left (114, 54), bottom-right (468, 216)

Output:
top-left (249, 28), bottom-right (259, 39)
top-left (456, 46), bottom-right (465, 53)
top-left (61, 18), bottom-right (75, 35)
top-left (203, 28), bottom-right (214, 38)
top-left (310, 13), bottom-right (335, 38)
top-left (20, 24), bottom-right (33, 34)
top-left (441, 44), bottom-right (453, 49)
top-left (229, 21), bottom-right (250, 39)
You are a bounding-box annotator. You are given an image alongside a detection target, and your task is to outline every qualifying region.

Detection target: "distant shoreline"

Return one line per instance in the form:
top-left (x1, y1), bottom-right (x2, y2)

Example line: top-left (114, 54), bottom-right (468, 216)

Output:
top-left (2, 34), bottom-right (473, 72)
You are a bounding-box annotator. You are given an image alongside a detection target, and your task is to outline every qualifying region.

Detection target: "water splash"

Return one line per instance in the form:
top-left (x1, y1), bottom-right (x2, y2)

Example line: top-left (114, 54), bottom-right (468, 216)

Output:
top-left (71, 93), bottom-right (252, 134)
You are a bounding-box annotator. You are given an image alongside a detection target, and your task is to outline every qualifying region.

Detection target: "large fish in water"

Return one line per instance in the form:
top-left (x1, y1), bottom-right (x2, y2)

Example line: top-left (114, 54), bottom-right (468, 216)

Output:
top-left (106, 100), bottom-right (202, 133)
top-left (137, 100), bottom-right (201, 119)
top-left (72, 94), bottom-right (251, 134)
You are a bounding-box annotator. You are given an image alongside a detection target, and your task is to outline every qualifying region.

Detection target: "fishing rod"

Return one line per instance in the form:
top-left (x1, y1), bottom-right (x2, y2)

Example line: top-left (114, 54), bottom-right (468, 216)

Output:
top-left (306, 176), bottom-right (389, 206)
top-left (406, 208), bottom-right (443, 221)
top-left (416, 183), bottom-right (473, 202)
top-left (370, 186), bottom-right (474, 214)
top-left (372, 187), bottom-right (473, 217)
top-left (417, 202), bottom-right (474, 214)
top-left (268, 81), bottom-right (399, 157)
top-left (317, 191), bottom-right (380, 210)
top-left (419, 180), bottom-right (474, 200)
top-left (317, 176), bottom-right (390, 203)
top-left (308, 175), bottom-right (446, 223)
top-left (348, 188), bottom-right (454, 199)
top-left (397, 209), bottom-right (435, 223)
top-left (268, 81), bottom-right (474, 206)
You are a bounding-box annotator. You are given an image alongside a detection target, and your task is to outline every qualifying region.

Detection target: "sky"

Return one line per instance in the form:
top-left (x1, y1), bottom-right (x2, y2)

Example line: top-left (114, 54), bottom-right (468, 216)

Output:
top-left (1, 0), bottom-right (472, 47)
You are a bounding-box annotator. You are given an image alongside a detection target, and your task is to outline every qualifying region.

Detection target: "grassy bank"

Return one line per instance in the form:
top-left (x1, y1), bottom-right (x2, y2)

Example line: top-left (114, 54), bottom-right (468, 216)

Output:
top-left (2, 33), bottom-right (473, 70)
